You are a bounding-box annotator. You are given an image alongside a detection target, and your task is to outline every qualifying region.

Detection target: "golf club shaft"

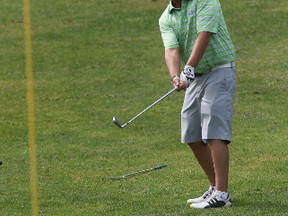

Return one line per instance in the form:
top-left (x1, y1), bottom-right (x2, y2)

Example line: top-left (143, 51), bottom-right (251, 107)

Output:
top-left (123, 164), bottom-right (168, 178)
top-left (124, 87), bottom-right (177, 127)
top-left (110, 164), bottom-right (168, 180)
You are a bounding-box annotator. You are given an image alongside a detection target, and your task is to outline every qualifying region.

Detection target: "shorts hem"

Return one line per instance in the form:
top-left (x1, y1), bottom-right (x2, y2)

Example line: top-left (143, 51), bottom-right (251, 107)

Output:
top-left (181, 138), bottom-right (232, 144)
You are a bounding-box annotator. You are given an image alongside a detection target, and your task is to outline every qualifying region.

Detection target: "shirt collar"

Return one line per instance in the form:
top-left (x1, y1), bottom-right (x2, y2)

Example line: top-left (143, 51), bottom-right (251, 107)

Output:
top-left (168, 1), bottom-right (180, 13)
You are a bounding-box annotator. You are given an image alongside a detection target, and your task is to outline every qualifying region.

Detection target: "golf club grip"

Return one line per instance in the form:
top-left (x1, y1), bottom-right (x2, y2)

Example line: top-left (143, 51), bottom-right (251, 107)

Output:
top-left (153, 164), bottom-right (168, 170)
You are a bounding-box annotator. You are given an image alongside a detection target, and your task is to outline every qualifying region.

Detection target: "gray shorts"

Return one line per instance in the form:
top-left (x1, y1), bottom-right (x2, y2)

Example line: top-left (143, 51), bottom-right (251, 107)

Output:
top-left (181, 63), bottom-right (236, 144)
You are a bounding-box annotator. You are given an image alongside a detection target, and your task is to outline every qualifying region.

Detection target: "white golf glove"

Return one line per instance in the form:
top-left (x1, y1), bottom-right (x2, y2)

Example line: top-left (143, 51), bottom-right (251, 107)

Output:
top-left (180, 65), bottom-right (195, 87)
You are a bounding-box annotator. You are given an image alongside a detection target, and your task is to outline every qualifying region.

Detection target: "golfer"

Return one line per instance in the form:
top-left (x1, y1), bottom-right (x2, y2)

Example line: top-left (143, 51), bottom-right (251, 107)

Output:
top-left (159, 0), bottom-right (236, 208)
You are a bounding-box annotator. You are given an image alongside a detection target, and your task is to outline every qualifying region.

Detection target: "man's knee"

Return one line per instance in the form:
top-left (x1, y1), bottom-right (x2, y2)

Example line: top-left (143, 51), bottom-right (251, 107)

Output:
top-left (188, 141), bottom-right (206, 151)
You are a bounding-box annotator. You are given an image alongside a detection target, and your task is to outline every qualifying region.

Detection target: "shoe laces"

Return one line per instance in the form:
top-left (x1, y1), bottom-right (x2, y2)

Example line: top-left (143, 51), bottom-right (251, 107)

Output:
top-left (202, 188), bottom-right (214, 199)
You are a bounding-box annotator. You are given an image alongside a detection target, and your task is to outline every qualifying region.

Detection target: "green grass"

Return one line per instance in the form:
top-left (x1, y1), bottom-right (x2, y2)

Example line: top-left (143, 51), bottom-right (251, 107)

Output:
top-left (1, 0), bottom-right (288, 215)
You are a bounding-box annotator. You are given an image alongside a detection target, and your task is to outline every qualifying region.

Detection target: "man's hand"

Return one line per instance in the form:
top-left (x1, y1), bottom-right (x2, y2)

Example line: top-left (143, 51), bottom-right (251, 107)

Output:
top-left (171, 75), bottom-right (187, 90)
top-left (180, 65), bottom-right (195, 88)
top-left (183, 65), bottom-right (195, 80)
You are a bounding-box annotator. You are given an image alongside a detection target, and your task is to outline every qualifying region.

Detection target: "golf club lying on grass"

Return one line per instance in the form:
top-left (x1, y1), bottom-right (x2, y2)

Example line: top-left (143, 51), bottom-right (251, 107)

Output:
top-left (113, 87), bottom-right (177, 128)
top-left (110, 164), bottom-right (168, 180)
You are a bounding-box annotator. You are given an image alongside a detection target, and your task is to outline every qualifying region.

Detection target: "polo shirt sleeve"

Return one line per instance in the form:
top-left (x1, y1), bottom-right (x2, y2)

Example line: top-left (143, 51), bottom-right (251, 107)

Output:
top-left (196, 0), bottom-right (221, 34)
top-left (159, 14), bottom-right (179, 49)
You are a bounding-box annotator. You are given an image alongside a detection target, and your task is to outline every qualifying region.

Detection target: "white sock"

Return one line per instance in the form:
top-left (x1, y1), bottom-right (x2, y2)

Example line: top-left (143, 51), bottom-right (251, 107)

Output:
top-left (215, 190), bottom-right (229, 199)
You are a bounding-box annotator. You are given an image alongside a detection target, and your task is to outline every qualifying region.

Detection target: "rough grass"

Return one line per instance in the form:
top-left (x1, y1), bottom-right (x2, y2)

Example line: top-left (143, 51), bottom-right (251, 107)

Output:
top-left (0, 0), bottom-right (287, 215)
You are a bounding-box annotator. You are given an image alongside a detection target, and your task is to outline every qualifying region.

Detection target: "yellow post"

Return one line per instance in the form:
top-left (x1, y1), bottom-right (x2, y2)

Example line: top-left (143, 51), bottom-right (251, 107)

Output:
top-left (23, 0), bottom-right (39, 215)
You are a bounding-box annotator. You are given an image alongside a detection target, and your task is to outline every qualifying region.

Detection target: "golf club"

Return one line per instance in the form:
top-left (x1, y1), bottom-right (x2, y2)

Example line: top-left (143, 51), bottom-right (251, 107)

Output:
top-left (112, 87), bottom-right (177, 128)
top-left (110, 164), bottom-right (168, 180)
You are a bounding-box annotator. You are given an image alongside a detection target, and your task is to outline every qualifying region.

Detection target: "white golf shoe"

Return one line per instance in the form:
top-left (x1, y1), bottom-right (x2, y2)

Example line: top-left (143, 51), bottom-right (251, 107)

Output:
top-left (187, 186), bottom-right (215, 204)
top-left (190, 190), bottom-right (232, 209)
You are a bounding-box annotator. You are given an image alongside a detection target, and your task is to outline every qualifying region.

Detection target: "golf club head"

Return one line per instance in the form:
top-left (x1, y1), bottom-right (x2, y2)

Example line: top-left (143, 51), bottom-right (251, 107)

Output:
top-left (112, 116), bottom-right (123, 128)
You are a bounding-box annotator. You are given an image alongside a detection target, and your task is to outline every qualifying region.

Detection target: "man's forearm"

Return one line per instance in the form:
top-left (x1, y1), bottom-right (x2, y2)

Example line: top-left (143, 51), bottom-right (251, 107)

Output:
top-left (165, 48), bottom-right (181, 79)
top-left (186, 31), bottom-right (212, 67)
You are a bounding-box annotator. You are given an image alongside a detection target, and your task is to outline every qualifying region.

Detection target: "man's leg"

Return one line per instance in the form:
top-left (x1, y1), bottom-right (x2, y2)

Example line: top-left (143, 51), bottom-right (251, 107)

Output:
top-left (208, 139), bottom-right (229, 192)
top-left (190, 139), bottom-right (232, 208)
top-left (188, 142), bottom-right (215, 186)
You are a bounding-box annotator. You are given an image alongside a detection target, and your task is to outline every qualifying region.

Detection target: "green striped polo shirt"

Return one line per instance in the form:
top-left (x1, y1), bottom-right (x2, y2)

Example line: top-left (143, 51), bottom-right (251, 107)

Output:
top-left (159, 0), bottom-right (236, 73)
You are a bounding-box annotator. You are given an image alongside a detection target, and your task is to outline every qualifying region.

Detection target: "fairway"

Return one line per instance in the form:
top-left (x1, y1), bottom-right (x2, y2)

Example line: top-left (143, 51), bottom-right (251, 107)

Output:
top-left (0, 0), bottom-right (288, 215)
